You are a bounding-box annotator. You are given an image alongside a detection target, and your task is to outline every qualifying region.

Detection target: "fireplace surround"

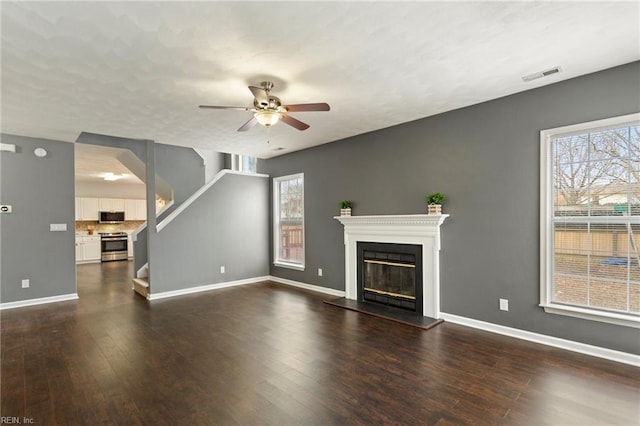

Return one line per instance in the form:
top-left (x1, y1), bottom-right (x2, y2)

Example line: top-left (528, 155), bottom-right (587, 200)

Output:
top-left (335, 214), bottom-right (448, 318)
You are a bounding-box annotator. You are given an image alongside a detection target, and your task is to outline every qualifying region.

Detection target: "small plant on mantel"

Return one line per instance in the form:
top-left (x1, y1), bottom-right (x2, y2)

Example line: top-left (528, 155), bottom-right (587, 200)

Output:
top-left (426, 192), bottom-right (445, 215)
top-left (340, 200), bottom-right (354, 216)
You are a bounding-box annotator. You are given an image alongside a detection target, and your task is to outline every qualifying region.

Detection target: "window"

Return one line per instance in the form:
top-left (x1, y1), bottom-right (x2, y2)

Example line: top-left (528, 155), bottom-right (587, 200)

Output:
top-left (274, 173), bottom-right (305, 270)
top-left (231, 154), bottom-right (257, 173)
top-left (540, 113), bottom-right (640, 328)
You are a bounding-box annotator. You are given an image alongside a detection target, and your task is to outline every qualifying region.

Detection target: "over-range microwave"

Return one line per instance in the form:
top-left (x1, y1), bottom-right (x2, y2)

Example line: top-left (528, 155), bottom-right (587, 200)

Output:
top-left (99, 211), bottom-right (125, 223)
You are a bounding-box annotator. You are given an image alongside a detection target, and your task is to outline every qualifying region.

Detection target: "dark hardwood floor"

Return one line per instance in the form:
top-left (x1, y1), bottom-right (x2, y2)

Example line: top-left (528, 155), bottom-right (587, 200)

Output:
top-left (2, 261), bottom-right (639, 425)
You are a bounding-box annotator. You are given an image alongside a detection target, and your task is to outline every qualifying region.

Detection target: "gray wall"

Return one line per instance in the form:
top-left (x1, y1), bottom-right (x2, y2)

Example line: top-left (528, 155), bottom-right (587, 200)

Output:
top-left (151, 172), bottom-right (269, 294)
top-left (155, 143), bottom-right (208, 221)
top-left (138, 143), bottom-right (224, 271)
top-left (0, 134), bottom-right (76, 303)
top-left (260, 61), bottom-right (640, 354)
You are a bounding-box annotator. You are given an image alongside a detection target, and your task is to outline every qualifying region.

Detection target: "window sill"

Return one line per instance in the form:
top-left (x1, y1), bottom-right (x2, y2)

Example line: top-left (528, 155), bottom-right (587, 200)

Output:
top-left (274, 261), bottom-right (305, 272)
top-left (541, 303), bottom-right (640, 329)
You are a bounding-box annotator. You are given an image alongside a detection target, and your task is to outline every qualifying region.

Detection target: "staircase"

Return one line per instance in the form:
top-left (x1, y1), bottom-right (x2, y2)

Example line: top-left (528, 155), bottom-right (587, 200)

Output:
top-left (132, 263), bottom-right (149, 298)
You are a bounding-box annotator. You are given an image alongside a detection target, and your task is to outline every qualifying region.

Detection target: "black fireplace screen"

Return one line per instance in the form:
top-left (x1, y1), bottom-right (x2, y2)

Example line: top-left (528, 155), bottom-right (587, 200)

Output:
top-left (357, 242), bottom-right (423, 313)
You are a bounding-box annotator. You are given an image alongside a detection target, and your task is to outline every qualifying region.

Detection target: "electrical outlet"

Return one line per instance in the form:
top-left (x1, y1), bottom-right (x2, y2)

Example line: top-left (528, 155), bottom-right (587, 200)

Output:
top-left (499, 298), bottom-right (509, 311)
top-left (220, 266), bottom-right (225, 274)
top-left (318, 268), bottom-right (323, 277)
top-left (22, 279), bottom-right (29, 289)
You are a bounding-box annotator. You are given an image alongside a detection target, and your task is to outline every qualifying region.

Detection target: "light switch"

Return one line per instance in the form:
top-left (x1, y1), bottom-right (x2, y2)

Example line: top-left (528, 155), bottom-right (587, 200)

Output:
top-left (0, 205), bottom-right (12, 213)
top-left (50, 223), bottom-right (67, 232)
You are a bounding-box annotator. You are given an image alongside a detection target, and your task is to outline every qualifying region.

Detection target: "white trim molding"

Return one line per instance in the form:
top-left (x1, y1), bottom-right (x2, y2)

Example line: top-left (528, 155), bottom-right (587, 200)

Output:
top-left (440, 312), bottom-right (640, 367)
top-left (541, 303), bottom-right (640, 329)
top-left (269, 276), bottom-right (346, 297)
top-left (132, 199), bottom-right (175, 240)
top-left (335, 214), bottom-right (448, 318)
top-left (0, 293), bottom-right (79, 310)
top-left (147, 275), bottom-right (344, 301)
top-left (158, 169), bottom-right (268, 232)
top-left (148, 276), bottom-right (270, 301)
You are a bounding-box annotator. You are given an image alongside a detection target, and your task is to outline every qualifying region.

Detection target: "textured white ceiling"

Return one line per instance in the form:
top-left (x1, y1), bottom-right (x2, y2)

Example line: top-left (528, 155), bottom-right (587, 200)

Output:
top-left (2, 1), bottom-right (639, 159)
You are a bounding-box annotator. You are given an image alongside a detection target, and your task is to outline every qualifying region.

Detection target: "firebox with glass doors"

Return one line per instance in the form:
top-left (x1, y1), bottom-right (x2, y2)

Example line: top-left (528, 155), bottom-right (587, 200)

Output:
top-left (357, 242), bottom-right (423, 314)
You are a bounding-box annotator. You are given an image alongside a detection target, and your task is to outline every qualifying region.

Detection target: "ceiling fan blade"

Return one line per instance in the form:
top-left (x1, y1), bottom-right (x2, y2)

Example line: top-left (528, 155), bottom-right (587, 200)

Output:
top-left (249, 86), bottom-right (269, 106)
top-left (280, 114), bottom-right (310, 131)
top-left (199, 105), bottom-right (251, 111)
top-left (283, 103), bottom-right (330, 112)
top-left (237, 116), bottom-right (258, 132)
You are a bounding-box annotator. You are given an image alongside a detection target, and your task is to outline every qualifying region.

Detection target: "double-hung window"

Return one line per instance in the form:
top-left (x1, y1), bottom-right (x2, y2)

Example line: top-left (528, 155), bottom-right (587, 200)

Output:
top-left (273, 173), bottom-right (305, 270)
top-left (540, 113), bottom-right (640, 328)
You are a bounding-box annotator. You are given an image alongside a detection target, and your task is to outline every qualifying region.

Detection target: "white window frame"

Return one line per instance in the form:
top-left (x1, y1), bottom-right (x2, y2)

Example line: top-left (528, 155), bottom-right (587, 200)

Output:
top-left (540, 112), bottom-right (640, 328)
top-left (273, 173), bottom-right (305, 271)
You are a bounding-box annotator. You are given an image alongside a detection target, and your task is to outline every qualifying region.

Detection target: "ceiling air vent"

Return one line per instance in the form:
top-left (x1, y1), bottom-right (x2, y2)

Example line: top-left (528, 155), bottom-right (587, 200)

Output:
top-left (522, 66), bottom-right (562, 82)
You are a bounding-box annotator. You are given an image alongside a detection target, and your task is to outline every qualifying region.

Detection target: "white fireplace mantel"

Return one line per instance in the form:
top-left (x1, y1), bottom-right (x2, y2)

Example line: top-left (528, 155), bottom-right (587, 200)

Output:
top-left (334, 214), bottom-right (448, 318)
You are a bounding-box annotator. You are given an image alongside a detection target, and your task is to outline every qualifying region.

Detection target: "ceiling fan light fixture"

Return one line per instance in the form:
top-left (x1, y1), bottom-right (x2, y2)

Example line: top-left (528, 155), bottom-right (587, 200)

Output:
top-left (254, 110), bottom-right (280, 127)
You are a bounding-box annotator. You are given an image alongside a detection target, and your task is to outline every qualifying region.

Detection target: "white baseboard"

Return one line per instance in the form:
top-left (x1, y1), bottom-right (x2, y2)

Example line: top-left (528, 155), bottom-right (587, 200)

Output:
top-left (268, 276), bottom-right (346, 298)
top-left (148, 275), bottom-right (344, 301)
top-left (0, 293), bottom-right (79, 310)
top-left (148, 276), bottom-right (270, 301)
top-left (439, 312), bottom-right (640, 367)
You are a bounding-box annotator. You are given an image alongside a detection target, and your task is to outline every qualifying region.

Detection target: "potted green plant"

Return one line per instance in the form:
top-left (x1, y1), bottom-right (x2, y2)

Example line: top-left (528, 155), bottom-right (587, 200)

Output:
top-left (340, 200), bottom-right (354, 216)
top-left (426, 192), bottom-right (445, 215)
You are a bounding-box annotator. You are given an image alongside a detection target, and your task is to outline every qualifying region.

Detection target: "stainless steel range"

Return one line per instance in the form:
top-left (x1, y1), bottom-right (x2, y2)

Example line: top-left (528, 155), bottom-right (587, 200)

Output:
top-left (100, 232), bottom-right (128, 262)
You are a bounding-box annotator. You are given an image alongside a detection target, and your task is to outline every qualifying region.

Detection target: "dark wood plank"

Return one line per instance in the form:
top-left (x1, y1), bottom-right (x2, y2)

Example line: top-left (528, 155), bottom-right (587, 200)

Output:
top-left (1, 261), bottom-right (639, 425)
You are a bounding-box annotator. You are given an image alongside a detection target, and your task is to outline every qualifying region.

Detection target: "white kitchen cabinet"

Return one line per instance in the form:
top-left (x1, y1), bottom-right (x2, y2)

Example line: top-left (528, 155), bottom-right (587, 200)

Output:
top-left (99, 197), bottom-right (125, 212)
top-left (76, 235), bottom-right (101, 264)
top-left (127, 233), bottom-right (134, 258)
top-left (84, 236), bottom-right (101, 261)
top-left (76, 197), bottom-right (146, 222)
top-left (136, 200), bottom-right (147, 220)
top-left (124, 199), bottom-right (137, 221)
top-left (124, 199), bottom-right (147, 220)
top-left (75, 197), bottom-right (99, 221)
top-left (75, 237), bottom-right (83, 260)
top-left (136, 199), bottom-right (147, 220)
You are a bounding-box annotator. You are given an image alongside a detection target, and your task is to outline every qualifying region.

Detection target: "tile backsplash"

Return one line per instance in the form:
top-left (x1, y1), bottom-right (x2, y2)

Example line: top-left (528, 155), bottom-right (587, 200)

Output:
top-left (76, 221), bottom-right (145, 234)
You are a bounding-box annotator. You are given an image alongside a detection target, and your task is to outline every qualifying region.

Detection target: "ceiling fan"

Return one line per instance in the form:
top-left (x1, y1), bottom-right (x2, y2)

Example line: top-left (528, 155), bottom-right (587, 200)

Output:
top-left (199, 81), bottom-right (330, 132)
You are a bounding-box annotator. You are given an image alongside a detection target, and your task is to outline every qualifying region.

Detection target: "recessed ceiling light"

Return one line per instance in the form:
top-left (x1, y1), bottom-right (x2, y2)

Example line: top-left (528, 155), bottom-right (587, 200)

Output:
top-left (522, 66), bottom-right (563, 82)
top-left (103, 172), bottom-right (126, 181)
